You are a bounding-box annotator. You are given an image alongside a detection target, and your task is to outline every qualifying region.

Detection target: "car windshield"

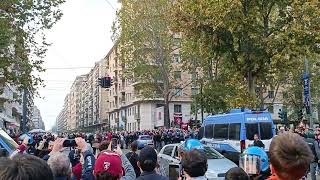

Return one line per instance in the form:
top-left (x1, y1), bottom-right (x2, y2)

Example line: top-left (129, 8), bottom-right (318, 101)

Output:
top-left (140, 135), bottom-right (151, 140)
top-left (0, 129), bottom-right (18, 152)
top-left (204, 146), bottom-right (224, 159)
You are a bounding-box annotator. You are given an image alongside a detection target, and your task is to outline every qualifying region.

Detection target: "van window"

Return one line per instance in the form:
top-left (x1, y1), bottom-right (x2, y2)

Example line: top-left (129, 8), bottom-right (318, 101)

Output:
top-left (229, 123), bottom-right (241, 140)
top-left (245, 123), bottom-right (259, 140)
top-left (260, 123), bottom-right (273, 140)
top-left (214, 124), bottom-right (228, 139)
top-left (205, 124), bottom-right (214, 138)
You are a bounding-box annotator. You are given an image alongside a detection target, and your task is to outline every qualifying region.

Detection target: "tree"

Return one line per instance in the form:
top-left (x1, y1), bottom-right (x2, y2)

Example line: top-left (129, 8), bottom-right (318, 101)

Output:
top-left (173, 0), bottom-right (320, 109)
top-left (282, 55), bottom-right (320, 123)
top-left (0, 0), bottom-right (65, 94)
top-left (113, 0), bottom-right (189, 128)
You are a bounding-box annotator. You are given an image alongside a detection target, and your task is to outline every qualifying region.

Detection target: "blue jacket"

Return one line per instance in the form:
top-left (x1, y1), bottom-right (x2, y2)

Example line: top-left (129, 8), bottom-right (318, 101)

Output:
top-left (81, 150), bottom-right (96, 180)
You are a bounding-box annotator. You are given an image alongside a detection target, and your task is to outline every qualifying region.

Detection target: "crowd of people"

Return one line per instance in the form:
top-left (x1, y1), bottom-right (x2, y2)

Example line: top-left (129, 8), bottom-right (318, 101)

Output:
top-left (58, 128), bottom-right (199, 151)
top-left (0, 124), bottom-right (320, 180)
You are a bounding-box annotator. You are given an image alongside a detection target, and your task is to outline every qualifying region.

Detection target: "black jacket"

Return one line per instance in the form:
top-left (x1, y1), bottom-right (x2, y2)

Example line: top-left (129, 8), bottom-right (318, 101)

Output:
top-left (305, 138), bottom-right (320, 162)
top-left (126, 151), bottom-right (141, 177)
top-left (136, 170), bottom-right (169, 180)
top-left (253, 140), bottom-right (265, 149)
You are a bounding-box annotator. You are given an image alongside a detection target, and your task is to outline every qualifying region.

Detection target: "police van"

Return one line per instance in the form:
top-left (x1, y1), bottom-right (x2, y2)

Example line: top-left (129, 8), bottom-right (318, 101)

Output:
top-left (200, 109), bottom-right (276, 163)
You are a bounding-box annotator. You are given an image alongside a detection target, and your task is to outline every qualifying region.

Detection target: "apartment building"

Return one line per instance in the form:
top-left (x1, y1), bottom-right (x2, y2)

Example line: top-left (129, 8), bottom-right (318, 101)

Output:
top-left (31, 106), bottom-right (45, 130)
top-left (75, 60), bottom-right (109, 132)
top-left (56, 41), bottom-right (194, 132)
top-left (68, 75), bottom-right (86, 131)
top-left (0, 83), bottom-right (22, 133)
top-left (104, 44), bottom-right (193, 131)
top-left (56, 94), bottom-right (70, 132)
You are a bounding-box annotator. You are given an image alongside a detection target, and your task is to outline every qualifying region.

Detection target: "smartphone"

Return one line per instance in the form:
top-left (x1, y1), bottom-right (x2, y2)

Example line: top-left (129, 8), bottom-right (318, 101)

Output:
top-left (63, 139), bottom-right (77, 147)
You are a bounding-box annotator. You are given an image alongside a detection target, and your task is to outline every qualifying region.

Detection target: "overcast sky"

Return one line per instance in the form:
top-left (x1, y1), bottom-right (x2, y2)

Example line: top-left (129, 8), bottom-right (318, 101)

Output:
top-left (34, 0), bottom-right (118, 130)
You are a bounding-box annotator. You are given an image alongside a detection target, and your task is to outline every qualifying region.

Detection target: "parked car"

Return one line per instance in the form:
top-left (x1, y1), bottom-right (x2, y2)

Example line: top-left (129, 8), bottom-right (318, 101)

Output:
top-left (137, 135), bottom-right (154, 149)
top-left (158, 143), bottom-right (237, 180)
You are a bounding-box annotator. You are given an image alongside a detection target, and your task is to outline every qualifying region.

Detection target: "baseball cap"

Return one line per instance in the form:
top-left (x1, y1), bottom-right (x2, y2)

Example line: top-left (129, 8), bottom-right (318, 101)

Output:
top-left (94, 152), bottom-right (124, 177)
top-left (139, 146), bottom-right (157, 164)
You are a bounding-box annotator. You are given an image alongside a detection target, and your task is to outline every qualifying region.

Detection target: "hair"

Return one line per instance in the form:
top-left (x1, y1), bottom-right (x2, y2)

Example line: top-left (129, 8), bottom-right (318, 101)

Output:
top-left (139, 159), bottom-right (157, 172)
top-left (99, 140), bottom-right (111, 151)
top-left (96, 172), bottom-right (119, 180)
top-left (269, 133), bottom-right (313, 180)
top-left (0, 154), bottom-right (54, 180)
top-left (225, 167), bottom-right (250, 180)
top-left (131, 141), bottom-right (138, 152)
top-left (47, 152), bottom-right (72, 178)
top-left (182, 149), bottom-right (207, 177)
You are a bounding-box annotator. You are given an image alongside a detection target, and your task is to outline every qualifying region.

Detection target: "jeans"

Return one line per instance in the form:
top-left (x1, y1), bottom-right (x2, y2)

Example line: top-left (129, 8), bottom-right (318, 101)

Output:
top-left (310, 162), bottom-right (318, 180)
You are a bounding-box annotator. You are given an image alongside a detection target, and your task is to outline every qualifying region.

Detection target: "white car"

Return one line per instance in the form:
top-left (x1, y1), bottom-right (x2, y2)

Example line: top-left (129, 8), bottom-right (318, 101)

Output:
top-left (137, 135), bottom-right (154, 149)
top-left (158, 143), bottom-right (237, 180)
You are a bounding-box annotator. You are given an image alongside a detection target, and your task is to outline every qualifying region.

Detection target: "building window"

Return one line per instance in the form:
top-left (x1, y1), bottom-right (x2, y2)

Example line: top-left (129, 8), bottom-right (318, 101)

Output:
top-left (267, 105), bottom-right (274, 113)
top-left (173, 54), bottom-right (181, 63)
top-left (268, 90), bottom-right (274, 98)
top-left (174, 38), bottom-right (181, 47)
top-left (174, 104), bottom-right (182, 113)
top-left (191, 87), bottom-right (199, 96)
top-left (175, 88), bottom-right (182, 97)
top-left (174, 71), bottom-right (181, 80)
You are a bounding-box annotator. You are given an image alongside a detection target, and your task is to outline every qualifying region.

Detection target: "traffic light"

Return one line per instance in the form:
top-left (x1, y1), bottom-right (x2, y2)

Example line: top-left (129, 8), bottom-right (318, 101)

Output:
top-left (278, 110), bottom-right (284, 120)
top-left (98, 78), bottom-right (103, 87)
top-left (98, 77), bottom-right (113, 88)
top-left (105, 76), bottom-right (112, 88)
top-left (298, 109), bottom-right (303, 121)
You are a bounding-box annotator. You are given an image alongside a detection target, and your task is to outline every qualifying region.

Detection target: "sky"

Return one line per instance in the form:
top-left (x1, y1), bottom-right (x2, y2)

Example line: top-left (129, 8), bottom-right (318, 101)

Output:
top-left (34, 0), bottom-right (118, 130)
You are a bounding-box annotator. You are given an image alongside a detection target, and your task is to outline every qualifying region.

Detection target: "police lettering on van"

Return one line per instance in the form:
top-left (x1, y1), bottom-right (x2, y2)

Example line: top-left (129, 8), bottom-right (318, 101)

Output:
top-left (199, 109), bottom-right (276, 164)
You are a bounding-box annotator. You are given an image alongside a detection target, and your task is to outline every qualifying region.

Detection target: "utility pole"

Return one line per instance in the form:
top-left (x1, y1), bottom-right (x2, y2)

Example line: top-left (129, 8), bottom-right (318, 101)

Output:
top-left (21, 89), bottom-right (28, 133)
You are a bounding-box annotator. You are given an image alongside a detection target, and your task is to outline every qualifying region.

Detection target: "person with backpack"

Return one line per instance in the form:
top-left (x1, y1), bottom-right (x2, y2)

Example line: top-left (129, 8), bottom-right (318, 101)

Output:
top-left (125, 141), bottom-right (140, 178)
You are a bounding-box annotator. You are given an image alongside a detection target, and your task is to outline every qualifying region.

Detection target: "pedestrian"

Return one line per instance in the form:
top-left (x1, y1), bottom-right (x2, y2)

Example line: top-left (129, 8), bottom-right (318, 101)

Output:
top-left (136, 146), bottom-right (168, 180)
top-left (305, 132), bottom-right (320, 180)
top-left (125, 141), bottom-right (141, 177)
top-left (267, 133), bottom-right (313, 180)
top-left (94, 144), bottom-right (136, 180)
top-left (0, 154), bottom-right (54, 180)
top-left (278, 127), bottom-right (286, 135)
top-left (47, 152), bottom-right (72, 180)
top-left (225, 167), bottom-right (250, 180)
top-left (253, 134), bottom-right (265, 149)
top-left (181, 149), bottom-right (207, 180)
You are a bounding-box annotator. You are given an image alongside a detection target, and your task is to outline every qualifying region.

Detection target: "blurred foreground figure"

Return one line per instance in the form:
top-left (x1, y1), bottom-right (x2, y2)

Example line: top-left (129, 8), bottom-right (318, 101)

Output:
top-left (267, 133), bottom-right (313, 180)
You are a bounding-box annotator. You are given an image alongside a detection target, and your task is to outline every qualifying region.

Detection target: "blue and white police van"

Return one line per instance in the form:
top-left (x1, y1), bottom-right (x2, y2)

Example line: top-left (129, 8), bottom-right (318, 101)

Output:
top-left (200, 109), bottom-right (276, 163)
